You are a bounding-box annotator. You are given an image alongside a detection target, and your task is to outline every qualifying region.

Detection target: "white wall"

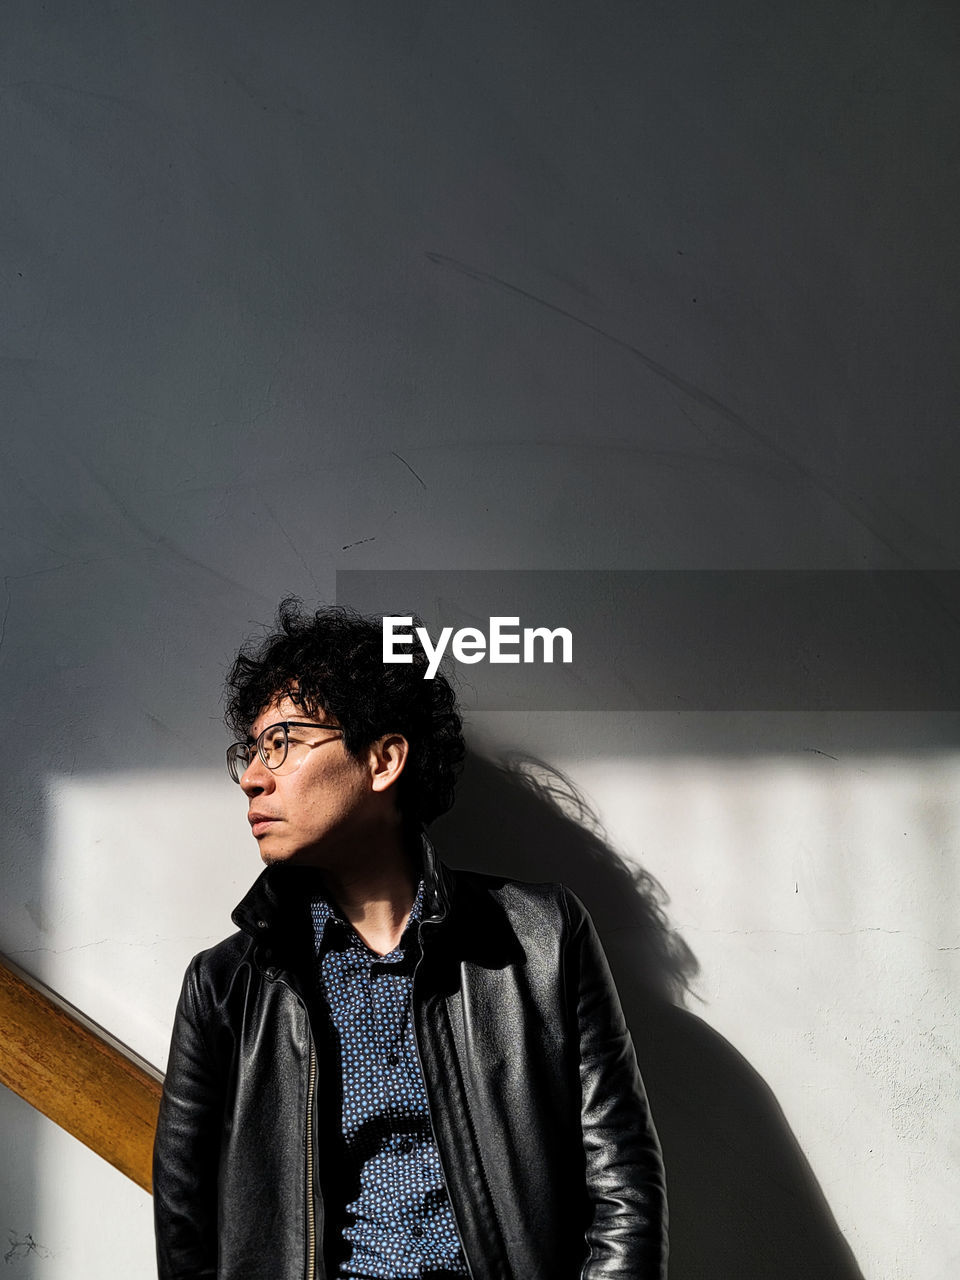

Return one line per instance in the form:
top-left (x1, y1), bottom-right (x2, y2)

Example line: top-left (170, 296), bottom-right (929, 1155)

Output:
top-left (1, 1), bottom-right (958, 1277)
top-left (561, 742), bottom-right (960, 1280)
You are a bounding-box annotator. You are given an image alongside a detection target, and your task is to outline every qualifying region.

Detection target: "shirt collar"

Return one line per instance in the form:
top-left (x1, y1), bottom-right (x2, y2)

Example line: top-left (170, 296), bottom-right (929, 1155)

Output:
top-left (311, 878), bottom-right (426, 957)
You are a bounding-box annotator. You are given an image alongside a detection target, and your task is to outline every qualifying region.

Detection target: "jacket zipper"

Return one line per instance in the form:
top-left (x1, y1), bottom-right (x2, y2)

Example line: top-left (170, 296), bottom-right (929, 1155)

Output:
top-left (268, 964), bottom-right (321, 1280)
top-left (305, 1035), bottom-right (318, 1280)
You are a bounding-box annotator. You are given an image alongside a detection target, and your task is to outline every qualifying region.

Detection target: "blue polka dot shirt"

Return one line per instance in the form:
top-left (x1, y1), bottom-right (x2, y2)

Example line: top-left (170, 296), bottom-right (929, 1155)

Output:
top-left (311, 881), bottom-right (470, 1280)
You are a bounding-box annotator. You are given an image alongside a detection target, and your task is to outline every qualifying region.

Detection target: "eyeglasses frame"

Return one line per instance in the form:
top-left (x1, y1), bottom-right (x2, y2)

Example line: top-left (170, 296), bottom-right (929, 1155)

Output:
top-left (226, 720), bottom-right (344, 783)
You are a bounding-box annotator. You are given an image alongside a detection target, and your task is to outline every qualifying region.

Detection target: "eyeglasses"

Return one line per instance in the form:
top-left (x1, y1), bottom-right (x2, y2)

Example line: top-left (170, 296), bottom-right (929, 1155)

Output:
top-left (226, 720), bottom-right (344, 784)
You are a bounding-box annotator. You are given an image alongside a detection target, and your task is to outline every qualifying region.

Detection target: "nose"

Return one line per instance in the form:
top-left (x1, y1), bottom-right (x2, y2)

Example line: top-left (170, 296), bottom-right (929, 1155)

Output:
top-left (239, 754), bottom-right (274, 797)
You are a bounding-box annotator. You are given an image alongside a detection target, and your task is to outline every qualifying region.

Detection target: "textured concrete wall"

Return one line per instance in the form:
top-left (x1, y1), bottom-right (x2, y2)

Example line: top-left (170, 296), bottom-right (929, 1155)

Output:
top-left (1, 2), bottom-right (958, 1276)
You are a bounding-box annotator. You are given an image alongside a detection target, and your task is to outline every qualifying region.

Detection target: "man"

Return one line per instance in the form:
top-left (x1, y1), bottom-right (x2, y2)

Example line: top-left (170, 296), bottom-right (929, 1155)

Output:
top-left (153, 600), bottom-right (667, 1280)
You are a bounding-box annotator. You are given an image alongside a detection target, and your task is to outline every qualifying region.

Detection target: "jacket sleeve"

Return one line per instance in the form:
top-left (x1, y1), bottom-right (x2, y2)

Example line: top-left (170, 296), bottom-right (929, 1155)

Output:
top-left (562, 887), bottom-right (668, 1280)
top-left (153, 957), bottom-right (224, 1280)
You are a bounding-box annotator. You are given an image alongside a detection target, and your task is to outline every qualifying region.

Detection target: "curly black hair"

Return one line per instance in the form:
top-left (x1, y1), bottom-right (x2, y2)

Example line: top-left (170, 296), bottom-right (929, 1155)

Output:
top-left (223, 598), bottom-right (464, 826)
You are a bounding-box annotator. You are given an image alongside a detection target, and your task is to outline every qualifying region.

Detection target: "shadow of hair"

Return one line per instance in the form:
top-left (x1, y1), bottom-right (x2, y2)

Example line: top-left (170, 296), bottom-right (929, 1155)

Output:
top-left (432, 747), bottom-right (865, 1280)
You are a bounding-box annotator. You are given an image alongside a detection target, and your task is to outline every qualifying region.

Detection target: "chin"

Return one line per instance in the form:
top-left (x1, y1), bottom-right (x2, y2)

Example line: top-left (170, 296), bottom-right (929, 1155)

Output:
top-left (259, 846), bottom-right (298, 867)
top-left (255, 838), bottom-right (294, 866)
top-left (259, 842), bottom-right (333, 870)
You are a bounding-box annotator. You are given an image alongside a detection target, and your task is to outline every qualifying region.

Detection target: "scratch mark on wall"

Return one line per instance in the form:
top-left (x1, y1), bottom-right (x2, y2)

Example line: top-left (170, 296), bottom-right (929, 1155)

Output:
top-left (263, 503), bottom-right (320, 588)
top-left (10, 937), bottom-right (112, 956)
top-left (4, 1232), bottom-right (52, 1263)
top-left (141, 708), bottom-right (193, 747)
top-left (425, 250), bottom-right (951, 576)
top-left (342, 537), bottom-right (376, 550)
top-left (2, 78), bottom-right (148, 116)
top-left (391, 451), bottom-right (427, 489)
top-left (0, 577), bottom-right (10, 655)
top-left (425, 251), bottom-right (792, 448)
top-left (10, 934), bottom-right (212, 957)
top-left (802, 748), bottom-right (840, 761)
top-left (69, 453), bottom-right (255, 595)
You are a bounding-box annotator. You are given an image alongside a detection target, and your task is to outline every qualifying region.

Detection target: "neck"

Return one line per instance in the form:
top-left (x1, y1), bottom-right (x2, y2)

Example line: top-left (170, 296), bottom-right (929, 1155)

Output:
top-left (322, 827), bottom-right (420, 956)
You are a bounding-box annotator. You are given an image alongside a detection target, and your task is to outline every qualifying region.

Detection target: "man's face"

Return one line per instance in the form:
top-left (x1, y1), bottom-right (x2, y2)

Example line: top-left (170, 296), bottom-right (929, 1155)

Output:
top-left (238, 694), bottom-right (386, 869)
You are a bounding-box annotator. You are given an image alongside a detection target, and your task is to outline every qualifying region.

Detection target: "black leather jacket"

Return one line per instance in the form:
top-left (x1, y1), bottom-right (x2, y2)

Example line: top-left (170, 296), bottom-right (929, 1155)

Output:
top-left (153, 837), bottom-right (668, 1280)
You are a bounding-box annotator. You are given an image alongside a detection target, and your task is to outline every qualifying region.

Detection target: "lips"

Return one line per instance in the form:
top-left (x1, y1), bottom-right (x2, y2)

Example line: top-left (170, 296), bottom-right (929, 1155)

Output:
top-left (248, 812), bottom-right (280, 835)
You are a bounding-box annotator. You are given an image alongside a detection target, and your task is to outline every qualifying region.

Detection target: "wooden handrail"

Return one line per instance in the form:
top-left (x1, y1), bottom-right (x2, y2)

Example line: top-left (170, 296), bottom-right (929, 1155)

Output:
top-left (0, 955), bottom-right (163, 1192)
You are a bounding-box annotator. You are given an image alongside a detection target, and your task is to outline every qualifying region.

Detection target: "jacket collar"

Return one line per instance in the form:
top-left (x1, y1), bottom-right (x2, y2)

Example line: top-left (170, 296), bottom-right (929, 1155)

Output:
top-left (231, 827), bottom-right (452, 942)
top-left (419, 828), bottom-right (453, 926)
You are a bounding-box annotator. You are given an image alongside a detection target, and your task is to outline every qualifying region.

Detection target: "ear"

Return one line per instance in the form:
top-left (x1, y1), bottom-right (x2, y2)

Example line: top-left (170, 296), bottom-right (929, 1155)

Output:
top-left (368, 733), bottom-right (409, 794)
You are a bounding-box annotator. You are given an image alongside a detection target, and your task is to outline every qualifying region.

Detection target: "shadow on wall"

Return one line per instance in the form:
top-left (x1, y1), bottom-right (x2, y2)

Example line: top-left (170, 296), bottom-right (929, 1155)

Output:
top-left (433, 749), bottom-right (865, 1280)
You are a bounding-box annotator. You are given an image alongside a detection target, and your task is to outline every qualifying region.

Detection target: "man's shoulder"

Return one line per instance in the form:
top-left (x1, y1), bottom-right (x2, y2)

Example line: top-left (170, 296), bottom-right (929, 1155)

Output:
top-left (447, 864), bottom-right (566, 900)
top-left (445, 865), bottom-right (583, 931)
top-left (180, 928), bottom-right (257, 999)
